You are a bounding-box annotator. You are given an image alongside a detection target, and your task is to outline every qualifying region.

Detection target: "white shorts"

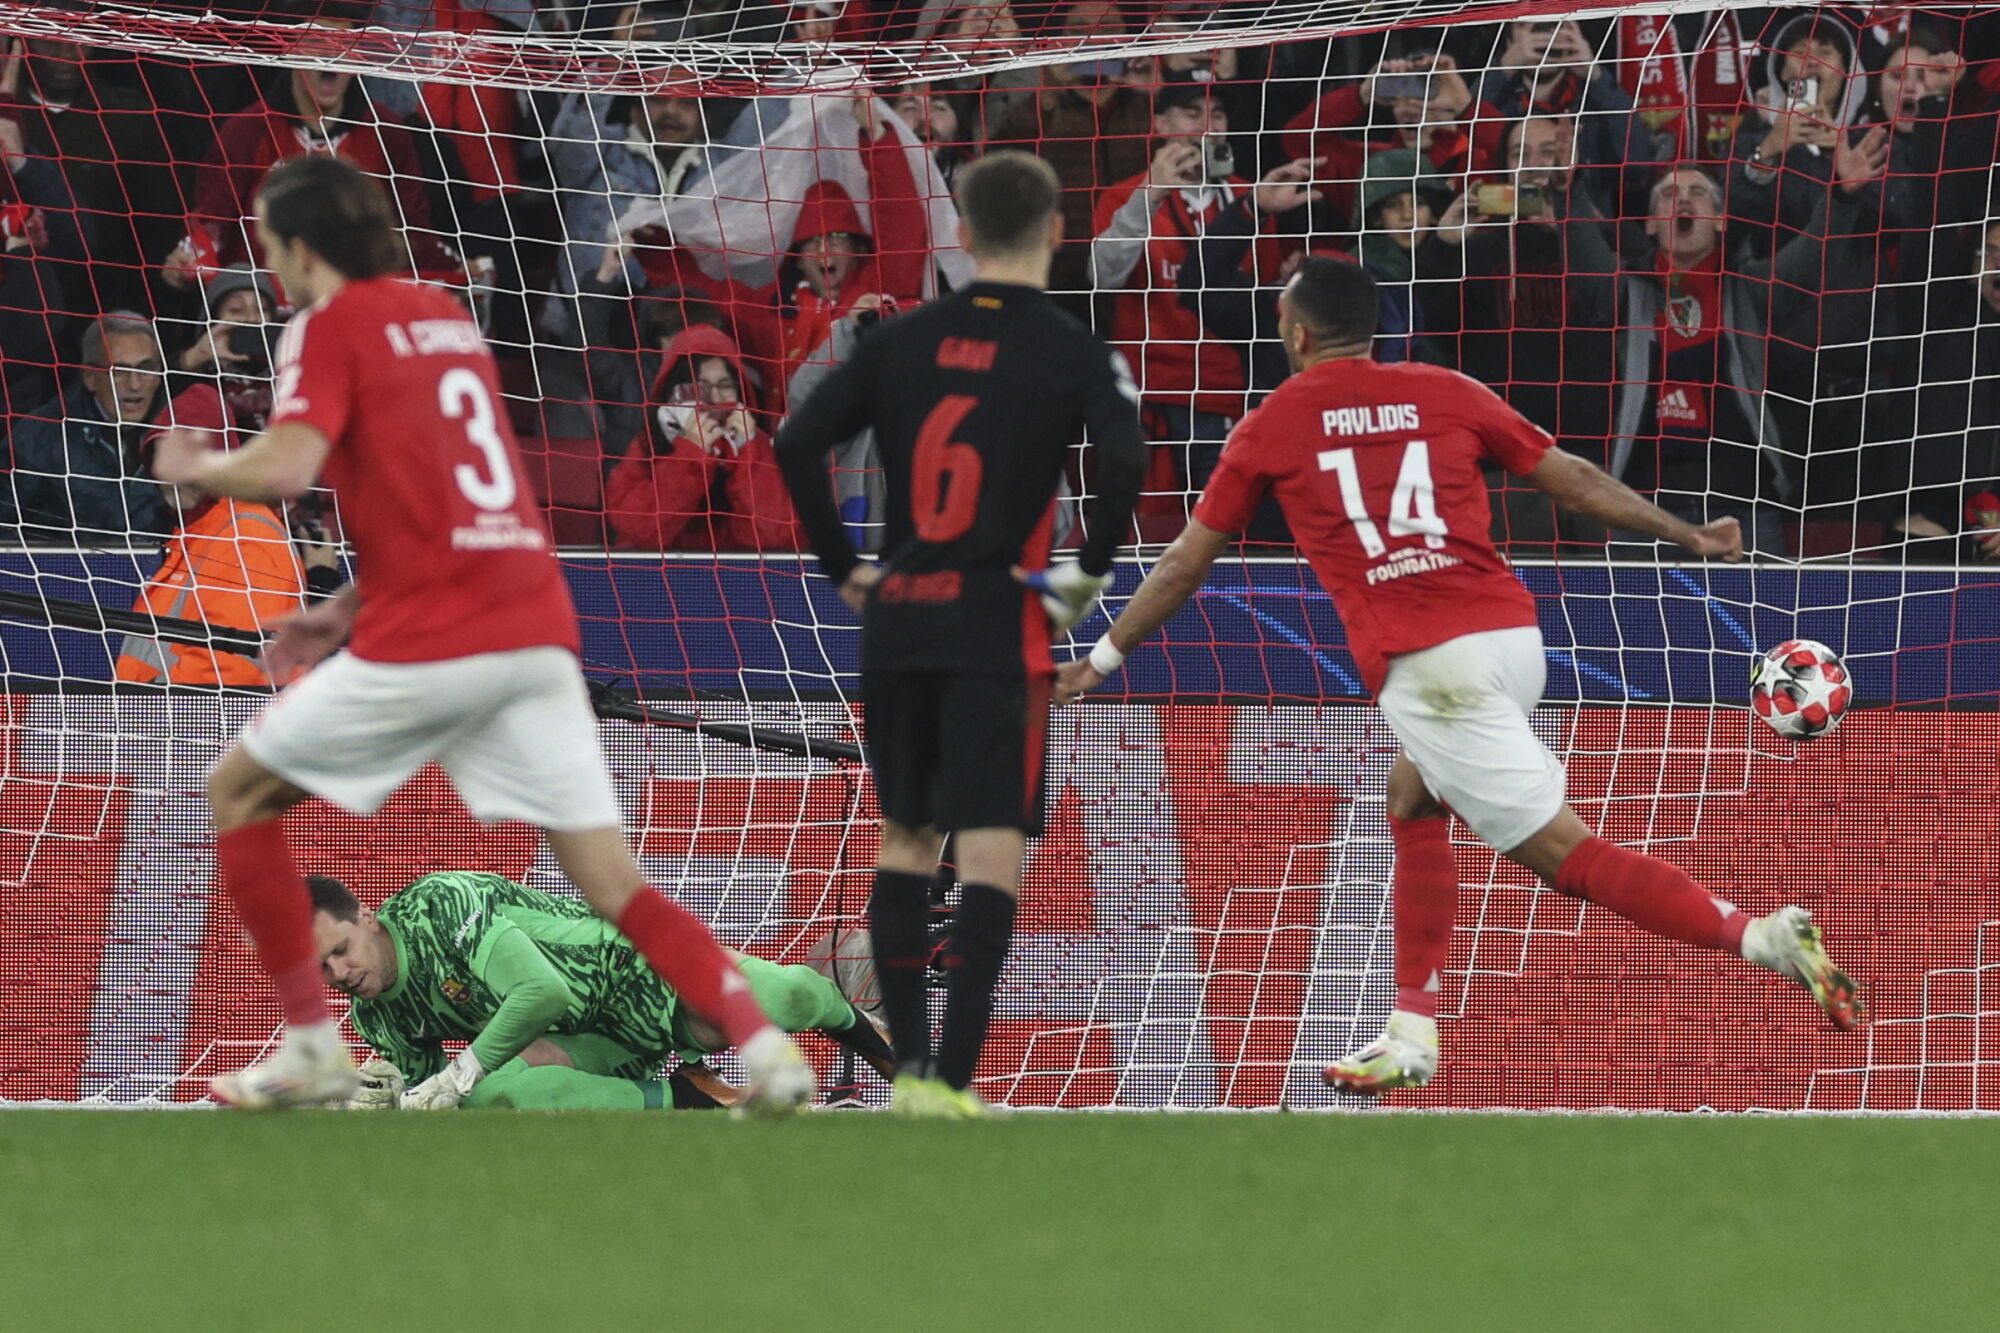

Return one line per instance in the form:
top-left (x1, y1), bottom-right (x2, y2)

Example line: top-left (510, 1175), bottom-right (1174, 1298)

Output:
top-left (1376, 626), bottom-right (1567, 851)
top-left (240, 645), bottom-right (623, 831)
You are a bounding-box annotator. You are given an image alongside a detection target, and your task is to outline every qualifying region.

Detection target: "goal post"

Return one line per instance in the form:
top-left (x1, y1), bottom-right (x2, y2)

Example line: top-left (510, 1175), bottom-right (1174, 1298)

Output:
top-left (0, 0), bottom-right (1996, 1110)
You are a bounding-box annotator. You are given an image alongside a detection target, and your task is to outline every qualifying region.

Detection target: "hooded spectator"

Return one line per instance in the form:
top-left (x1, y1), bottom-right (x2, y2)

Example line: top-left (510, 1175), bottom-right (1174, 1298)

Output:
top-left (605, 324), bottom-right (798, 552)
top-left (1351, 147), bottom-right (1457, 366)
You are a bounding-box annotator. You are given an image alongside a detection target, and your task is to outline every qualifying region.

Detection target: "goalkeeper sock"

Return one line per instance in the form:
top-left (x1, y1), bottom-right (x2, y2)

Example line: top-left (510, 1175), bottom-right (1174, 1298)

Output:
top-left (1389, 814), bottom-right (1456, 1020)
top-left (870, 868), bottom-right (935, 1075)
top-left (1554, 837), bottom-right (1749, 954)
top-left (615, 889), bottom-right (773, 1047)
top-left (215, 820), bottom-right (327, 1027)
top-left (933, 883), bottom-right (1017, 1091)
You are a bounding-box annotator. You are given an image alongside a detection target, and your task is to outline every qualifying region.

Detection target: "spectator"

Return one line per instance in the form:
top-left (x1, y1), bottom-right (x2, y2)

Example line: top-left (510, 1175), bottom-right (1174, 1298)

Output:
top-left (1149, 2), bottom-right (1271, 177)
top-left (0, 31), bottom-right (184, 316)
top-left (604, 324), bottom-right (797, 552)
top-left (1350, 147), bottom-right (1457, 366)
top-left (925, 3), bottom-right (1038, 135)
top-left (989, 0), bottom-right (1152, 301)
top-left (1174, 157), bottom-right (1325, 394)
top-left (1092, 78), bottom-right (1279, 508)
top-left (1281, 52), bottom-right (1478, 229)
top-left (167, 263), bottom-right (277, 379)
top-left (891, 85), bottom-right (978, 189)
top-left (113, 378), bottom-right (315, 687)
top-left (163, 44), bottom-right (457, 292)
top-left (1426, 116), bottom-right (1619, 471)
top-left (1419, 117), bottom-right (1619, 547)
top-left (0, 108), bottom-right (63, 417)
top-left (1864, 25), bottom-right (2000, 336)
top-left (5, 311), bottom-right (171, 542)
top-left (785, 0), bottom-right (841, 41)
top-left (1878, 218), bottom-right (2000, 563)
top-left (541, 78), bottom-right (729, 435)
top-left (1729, 9), bottom-right (1874, 245)
top-left (1606, 166), bottom-right (1863, 557)
top-left (1470, 19), bottom-right (1662, 226)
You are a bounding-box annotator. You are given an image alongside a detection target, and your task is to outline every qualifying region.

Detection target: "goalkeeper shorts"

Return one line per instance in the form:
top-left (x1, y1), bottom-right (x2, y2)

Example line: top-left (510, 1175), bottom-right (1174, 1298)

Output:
top-left (240, 645), bottom-right (623, 830)
top-left (1376, 626), bottom-right (1568, 852)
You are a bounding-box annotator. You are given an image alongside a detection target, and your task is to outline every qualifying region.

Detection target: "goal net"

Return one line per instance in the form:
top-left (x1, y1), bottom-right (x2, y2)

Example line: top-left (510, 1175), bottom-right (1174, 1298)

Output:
top-left (1, 0), bottom-right (1996, 1111)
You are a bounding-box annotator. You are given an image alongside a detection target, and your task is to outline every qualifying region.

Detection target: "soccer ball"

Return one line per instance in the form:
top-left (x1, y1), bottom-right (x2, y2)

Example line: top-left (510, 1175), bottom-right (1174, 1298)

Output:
top-left (1750, 639), bottom-right (1852, 739)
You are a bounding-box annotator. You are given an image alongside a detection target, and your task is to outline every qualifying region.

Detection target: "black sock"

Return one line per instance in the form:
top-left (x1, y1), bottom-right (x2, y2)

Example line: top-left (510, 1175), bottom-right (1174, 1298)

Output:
top-left (869, 868), bottom-right (935, 1075)
top-left (933, 883), bottom-right (1017, 1091)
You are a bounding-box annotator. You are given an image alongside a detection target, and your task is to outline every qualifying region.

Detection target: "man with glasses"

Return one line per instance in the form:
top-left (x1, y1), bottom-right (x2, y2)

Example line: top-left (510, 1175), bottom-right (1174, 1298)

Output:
top-left (3, 311), bottom-right (172, 543)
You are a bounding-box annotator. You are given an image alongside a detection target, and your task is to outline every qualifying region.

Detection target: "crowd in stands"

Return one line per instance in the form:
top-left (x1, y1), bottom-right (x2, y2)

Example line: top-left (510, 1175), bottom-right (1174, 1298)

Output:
top-left (5, 1), bottom-right (2000, 681)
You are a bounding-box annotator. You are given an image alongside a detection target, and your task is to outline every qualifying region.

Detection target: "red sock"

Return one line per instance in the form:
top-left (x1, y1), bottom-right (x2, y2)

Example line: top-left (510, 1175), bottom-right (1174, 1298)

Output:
top-left (215, 820), bottom-right (327, 1027)
top-left (616, 889), bottom-right (773, 1047)
top-left (1554, 836), bottom-right (1748, 954)
top-left (1390, 814), bottom-right (1455, 1018)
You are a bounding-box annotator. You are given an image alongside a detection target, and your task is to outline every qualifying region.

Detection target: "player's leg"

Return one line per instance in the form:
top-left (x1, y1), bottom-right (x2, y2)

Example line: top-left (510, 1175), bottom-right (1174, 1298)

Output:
top-left (861, 668), bottom-right (949, 1085)
top-left (439, 648), bottom-right (813, 1110)
top-left (931, 825), bottom-right (1024, 1103)
top-left (915, 670), bottom-right (1048, 1116)
top-left (1325, 755), bottom-right (1452, 1094)
top-left (677, 956), bottom-right (897, 1080)
top-left (206, 653), bottom-right (447, 1108)
top-left (464, 1060), bottom-right (671, 1111)
top-left (1509, 810), bottom-right (1862, 1029)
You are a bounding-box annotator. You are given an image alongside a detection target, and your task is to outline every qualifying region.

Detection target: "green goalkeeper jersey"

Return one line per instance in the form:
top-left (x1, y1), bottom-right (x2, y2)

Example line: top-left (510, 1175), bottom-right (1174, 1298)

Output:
top-left (347, 872), bottom-right (678, 1084)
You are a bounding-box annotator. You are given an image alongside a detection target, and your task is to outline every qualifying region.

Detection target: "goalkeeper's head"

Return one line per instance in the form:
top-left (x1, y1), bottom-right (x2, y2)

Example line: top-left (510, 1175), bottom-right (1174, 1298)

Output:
top-left (307, 874), bottom-right (397, 1000)
top-left (953, 151), bottom-right (1063, 285)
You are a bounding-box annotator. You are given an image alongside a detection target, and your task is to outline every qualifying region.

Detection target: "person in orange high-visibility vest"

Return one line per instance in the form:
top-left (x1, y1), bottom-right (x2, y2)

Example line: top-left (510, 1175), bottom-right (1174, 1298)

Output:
top-left (115, 382), bottom-right (314, 686)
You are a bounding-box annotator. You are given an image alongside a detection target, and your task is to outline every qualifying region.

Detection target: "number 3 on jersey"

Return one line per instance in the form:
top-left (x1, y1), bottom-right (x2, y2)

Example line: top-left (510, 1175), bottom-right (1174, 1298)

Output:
top-left (439, 366), bottom-right (517, 512)
top-left (1318, 440), bottom-right (1447, 558)
top-left (912, 394), bottom-right (985, 542)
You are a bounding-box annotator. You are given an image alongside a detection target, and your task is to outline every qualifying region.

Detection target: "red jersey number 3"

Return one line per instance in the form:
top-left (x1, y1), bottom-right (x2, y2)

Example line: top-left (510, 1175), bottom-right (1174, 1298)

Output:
top-left (439, 367), bottom-right (518, 512)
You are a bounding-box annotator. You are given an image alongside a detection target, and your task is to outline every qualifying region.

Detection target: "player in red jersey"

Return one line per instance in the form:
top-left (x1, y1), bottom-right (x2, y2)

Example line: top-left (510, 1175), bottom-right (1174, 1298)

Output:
top-left (152, 156), bottom-right (814, 1112)
top-left (1057, 258), bottom-right (1861, 1094)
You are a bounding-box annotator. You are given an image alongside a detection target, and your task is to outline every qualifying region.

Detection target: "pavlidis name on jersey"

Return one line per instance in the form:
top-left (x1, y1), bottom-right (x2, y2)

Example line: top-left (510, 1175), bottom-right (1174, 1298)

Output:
top-left (451, 513), bottom-right (547, 551)
top-left (1322, 403), bottom-right (1421, 437)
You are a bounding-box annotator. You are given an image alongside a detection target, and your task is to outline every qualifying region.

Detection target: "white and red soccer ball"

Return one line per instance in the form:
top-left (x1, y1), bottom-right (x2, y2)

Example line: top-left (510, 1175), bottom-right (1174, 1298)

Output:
top-left (1751, 639), bottom-right (1852, 739)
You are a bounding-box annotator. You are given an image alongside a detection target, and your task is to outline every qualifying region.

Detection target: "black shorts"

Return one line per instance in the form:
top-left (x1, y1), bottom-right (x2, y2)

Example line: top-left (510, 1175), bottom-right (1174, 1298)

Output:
top-left (862, 668), bottom-right (1051, 835)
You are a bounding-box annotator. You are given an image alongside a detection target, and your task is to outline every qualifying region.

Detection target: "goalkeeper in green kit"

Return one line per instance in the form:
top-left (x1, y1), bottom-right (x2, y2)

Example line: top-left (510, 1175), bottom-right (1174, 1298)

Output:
top-left (309, 873), bottom-right (891, 1110)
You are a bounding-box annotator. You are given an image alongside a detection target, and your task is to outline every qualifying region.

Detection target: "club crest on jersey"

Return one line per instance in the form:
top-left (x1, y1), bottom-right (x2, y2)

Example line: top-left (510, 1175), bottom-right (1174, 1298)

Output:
top-left (1667, 292), bottom-right (1703, 337)
top-left (439, 977), bottom-right (473, 1008)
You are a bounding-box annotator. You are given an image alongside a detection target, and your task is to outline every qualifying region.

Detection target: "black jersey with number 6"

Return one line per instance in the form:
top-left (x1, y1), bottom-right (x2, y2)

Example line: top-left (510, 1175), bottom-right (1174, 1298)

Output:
top-left (775, 281), bottom-right (1146, 676)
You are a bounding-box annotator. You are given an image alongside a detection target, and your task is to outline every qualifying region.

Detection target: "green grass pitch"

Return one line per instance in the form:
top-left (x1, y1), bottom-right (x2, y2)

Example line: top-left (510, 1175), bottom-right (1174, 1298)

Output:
top-left (4, 1111), bottom-right (1990, 1330)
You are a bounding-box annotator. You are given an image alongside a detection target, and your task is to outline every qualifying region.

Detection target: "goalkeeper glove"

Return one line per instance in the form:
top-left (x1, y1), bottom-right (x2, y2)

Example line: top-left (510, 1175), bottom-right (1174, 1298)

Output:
top-left (1016, 561), bottom-right (1113, 633)
top-left (399, 1047), bottom-right (486, 1111)
top-left (347, 1057), bottom-right (407, 1110)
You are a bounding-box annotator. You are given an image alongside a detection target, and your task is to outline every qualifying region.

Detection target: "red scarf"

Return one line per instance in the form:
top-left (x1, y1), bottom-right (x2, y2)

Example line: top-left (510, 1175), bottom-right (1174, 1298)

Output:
top-left (1656, 247), bottom-right (1724, 434)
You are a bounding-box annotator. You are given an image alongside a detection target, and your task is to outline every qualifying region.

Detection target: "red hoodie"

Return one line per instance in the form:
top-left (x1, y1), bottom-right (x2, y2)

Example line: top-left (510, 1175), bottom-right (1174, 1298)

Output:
top-left (771, 136), bottom-right (932, 386)
top-left (605, 324), bottom-right (800, 553)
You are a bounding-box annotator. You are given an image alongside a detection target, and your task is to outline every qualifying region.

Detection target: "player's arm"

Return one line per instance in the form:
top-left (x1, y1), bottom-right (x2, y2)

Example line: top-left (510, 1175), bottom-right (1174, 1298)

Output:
top-left (1018, 347), bottom-right (1148, 629)
top-left (1053, 517), bottom-right (1233, 703)
top-left (150, 421), bottom-right (332, 505)
top-left (401, 920), bottom-right (577, 1110)
top-left (773, 337), bottom-right (884, 612)
top-left (1525, 449), bottom-right (1743, 560)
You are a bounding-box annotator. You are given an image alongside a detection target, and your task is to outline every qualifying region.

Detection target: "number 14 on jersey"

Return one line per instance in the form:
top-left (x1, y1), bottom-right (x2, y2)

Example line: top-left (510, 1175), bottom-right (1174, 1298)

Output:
top-left (1318, 440), bottom-right (1448, 557)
